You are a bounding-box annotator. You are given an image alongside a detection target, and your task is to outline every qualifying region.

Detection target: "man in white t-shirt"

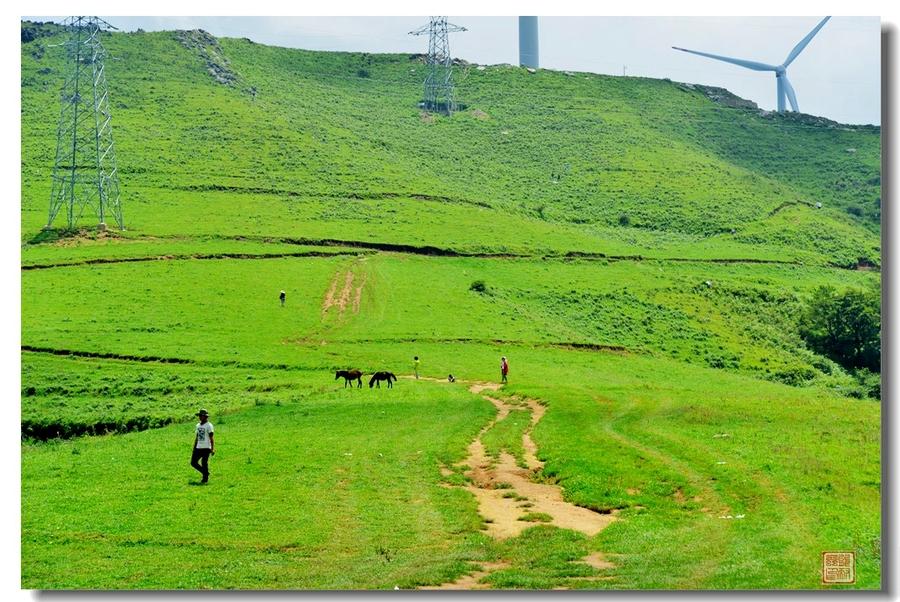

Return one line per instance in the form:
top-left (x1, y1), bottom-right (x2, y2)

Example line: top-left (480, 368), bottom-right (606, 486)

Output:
top-left (191, 409), bottom-right (215, 484)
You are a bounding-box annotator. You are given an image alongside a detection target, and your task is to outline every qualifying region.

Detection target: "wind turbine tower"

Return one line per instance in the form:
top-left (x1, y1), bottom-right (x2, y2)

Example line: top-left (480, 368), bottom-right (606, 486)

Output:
top-left (672, 16), bottom-right (831, 113)
top-left (519, 16), bottom-right (539, 68)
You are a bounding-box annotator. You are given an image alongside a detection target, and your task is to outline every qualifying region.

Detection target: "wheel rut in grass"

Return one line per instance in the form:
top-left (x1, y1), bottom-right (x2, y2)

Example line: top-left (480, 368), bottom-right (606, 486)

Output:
top-left (424, 378), bottom-right (617, 589)
top-left (321, 261), bottom-right (367, 320)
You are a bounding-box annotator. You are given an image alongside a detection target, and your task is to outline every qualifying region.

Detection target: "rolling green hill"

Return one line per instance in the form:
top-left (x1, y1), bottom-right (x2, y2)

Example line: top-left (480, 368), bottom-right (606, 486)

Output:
top-left (21, 25), bottom-right (880, 265)
top-left (20, 22), bottom-right (881, 590)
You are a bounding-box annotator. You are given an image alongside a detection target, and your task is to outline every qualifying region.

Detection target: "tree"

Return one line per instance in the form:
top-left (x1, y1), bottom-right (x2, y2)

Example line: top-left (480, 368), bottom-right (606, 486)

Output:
top-left (799, 285), bottom-right (880, 372)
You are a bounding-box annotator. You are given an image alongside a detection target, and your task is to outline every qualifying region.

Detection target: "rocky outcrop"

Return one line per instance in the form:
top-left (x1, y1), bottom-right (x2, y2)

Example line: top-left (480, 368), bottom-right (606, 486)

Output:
top-left (175, 29), bottom-right (242, 87)
top-left (678, 82), bottom-right (759, 110)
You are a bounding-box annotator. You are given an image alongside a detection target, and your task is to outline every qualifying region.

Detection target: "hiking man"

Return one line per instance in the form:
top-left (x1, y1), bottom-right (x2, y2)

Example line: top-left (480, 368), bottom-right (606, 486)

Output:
top-left (191, 408), bottom-right (215, 484)
top-left (413, 356), bottom-right (420, 379)
top-left (279, 290), bottom-right (286, 306)
top-left (500, 356), bottom-right (509, 384)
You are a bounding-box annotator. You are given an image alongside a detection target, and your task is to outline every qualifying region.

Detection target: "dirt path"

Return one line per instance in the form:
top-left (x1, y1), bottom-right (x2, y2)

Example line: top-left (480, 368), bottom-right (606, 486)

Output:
top-left (321, 262), bottom-right (367, 320)
top-left (418, 562), bottom-right (510, 590)
top-left (422, 378), bottom-right (617, 589)
top-left (459, 384), bottom-right (616, 540)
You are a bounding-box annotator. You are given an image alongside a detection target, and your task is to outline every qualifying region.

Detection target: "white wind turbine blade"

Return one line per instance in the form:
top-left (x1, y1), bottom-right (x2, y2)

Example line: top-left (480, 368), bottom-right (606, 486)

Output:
top-left (782, 75), bottom-right (800, 112)
top-left (672, 46), bottom-right (778, 72)
top-left (783, 16), bottom-right (831, 67)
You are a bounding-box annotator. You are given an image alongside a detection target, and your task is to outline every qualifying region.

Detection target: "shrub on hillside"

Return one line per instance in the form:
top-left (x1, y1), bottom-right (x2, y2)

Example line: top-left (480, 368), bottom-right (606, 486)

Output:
top-left (618, 213), bottom-right (630, 227)
top-left (799, 285), bottom-right (880, 373)
top-left (770, 363), bottom-right (817, 386)
top-left (469, 280), bottom-right (491, 295)
top-left (852, 368), bottom-right (881, 399)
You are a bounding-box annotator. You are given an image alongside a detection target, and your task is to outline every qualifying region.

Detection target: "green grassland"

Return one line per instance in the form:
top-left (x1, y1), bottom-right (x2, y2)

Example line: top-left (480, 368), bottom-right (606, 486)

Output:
top-left (21, 23), bottom-right (880, 590)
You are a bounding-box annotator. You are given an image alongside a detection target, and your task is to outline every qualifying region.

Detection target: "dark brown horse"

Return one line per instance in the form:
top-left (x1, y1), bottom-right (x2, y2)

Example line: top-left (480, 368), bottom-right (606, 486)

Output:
top-left (369, 371), bottom-right (397, 388)
top-left (336, 369), bottom-right (363, 388)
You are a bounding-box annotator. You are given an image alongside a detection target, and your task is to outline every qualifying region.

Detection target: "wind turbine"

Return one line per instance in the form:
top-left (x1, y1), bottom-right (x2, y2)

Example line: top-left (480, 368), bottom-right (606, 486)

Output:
top-left (672, 16), bottom-right (831, 113)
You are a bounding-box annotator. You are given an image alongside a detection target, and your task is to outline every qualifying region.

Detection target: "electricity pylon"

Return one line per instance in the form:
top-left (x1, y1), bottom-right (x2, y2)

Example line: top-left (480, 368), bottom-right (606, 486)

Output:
top-left (409, 17), bottom-right (466, 114)
top-left (46, 16), bottom-right (124, 231)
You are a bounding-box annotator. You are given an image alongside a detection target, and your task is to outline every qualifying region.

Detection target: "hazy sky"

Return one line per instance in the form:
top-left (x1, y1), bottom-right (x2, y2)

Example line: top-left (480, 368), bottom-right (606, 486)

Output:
top-left (24, 16), bottom-right (883, 125)
top-left (38, 15), bottom-right (881, 124)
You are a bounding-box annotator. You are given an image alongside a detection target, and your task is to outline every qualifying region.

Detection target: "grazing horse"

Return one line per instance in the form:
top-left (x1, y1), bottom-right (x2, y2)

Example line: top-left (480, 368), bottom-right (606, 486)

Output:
top-left (369, 371), bottom-right (397, 388)
top-left (336, 369), bottom-right (363, 388)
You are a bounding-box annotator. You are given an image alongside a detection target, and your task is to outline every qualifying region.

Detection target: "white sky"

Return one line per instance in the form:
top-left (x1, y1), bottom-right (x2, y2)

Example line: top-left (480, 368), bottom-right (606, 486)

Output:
top-left (26, 15), bottom-right (882, 125)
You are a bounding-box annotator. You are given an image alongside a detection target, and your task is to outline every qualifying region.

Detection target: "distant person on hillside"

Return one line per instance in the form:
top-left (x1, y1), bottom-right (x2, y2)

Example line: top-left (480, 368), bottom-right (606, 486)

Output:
top-left (279, 290), bottom-right (286, 307)
top-left (500, 356), bottom-right (509, 384)
top-left (448, 374), bottom-right (455, 383)
top-left (191, 408), bottom-right (215, 484)
top-left (413, 356), bottom-right (420, 379)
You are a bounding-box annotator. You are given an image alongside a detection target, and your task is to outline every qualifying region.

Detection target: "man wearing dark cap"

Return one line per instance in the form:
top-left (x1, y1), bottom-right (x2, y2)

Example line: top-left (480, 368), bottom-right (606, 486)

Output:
top-left (191, 409), bottom-right (215, 483)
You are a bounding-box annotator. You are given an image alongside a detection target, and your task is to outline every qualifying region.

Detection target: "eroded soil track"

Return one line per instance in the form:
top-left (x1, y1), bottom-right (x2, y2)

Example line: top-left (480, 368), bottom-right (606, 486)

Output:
top-left (321, 262), bottom-right (367, 320)
top-left (426, 380), bottom-right (617, 589)
top-left (459, 383), bottom-right (615, 539)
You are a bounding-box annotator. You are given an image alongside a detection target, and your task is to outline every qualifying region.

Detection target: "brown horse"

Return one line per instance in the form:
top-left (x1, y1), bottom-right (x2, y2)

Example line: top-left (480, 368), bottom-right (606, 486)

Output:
top-left (369, 371), bottom-right (397, 388)
top-left (336, 369), bottom-right (363, 388)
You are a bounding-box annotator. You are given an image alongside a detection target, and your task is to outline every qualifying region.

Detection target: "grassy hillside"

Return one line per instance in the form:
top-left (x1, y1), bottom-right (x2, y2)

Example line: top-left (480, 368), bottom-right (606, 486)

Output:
top-left (21, 26), bottom-right (880, 265)
top-left (20, 23), bottom-right (880, 590)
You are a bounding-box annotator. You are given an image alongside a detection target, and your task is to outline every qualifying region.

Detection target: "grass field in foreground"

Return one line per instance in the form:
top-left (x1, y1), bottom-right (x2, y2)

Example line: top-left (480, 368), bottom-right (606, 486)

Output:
top-left (22, 346), bottom-right (880, 589)
top-left (21, 252), bottom-right (881, 588)
top-left (23, 382), bottom-right (495, 589)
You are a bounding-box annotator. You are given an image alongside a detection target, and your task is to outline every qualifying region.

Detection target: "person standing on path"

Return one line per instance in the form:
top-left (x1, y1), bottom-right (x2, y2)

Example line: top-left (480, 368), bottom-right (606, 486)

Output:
top-left (500, 356), bottom-right (509, 384)
top-left (413, 356), bottom-right (420, 379)
top-left (191, 409), bottom-right (215, 484)
top-left (279, 290), bottom-right (286, 307)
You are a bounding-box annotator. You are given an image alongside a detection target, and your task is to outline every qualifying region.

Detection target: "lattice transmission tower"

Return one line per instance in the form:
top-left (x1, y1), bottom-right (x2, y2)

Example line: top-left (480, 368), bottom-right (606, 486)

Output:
top-left (409, 17), bottom-right (467, 114)
top-left (46, 16), bottom-right (124, 231)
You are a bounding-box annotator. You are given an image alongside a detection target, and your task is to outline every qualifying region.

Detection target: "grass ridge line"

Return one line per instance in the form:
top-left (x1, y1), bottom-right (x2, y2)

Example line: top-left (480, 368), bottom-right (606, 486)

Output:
top-left (23, 233), bottom-right (816, 268)
top-left (293, 337), bottom-right (633, 353)
top-left (22, 340), bottom-right (631, 368)
top-left (172, 185), bottom-right (496, 209)
top-left (21, 345), bottom-right (194, 365)
top-left (20, 345), bottom-right (311, 371)
top-left (21, 250), bottom-right (367, 271)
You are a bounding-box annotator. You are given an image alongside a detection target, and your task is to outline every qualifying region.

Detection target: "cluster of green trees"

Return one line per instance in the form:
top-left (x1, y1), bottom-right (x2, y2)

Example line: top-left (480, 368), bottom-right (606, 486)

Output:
top-left (799, 284), bottom-right (880, 397)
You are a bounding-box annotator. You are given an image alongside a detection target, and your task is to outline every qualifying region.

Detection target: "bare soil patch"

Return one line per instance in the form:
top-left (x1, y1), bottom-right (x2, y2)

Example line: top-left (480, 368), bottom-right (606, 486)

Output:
top-left (336, 271), bottom-right (354, 313)
top-left (419, 562), bottom-right (510, 590)
top-left (352, 273), bottom-right (367, 314)
top-left (413, 379), bottom-right (619, 589)
top-left (321, 271), bottom-right (341, 317)
top-left (581, 552), bottom-right (616, 570)
top-left (455, 387), bottom-right (615, 539)
top-left (321, 262), bottom-right (368, 320)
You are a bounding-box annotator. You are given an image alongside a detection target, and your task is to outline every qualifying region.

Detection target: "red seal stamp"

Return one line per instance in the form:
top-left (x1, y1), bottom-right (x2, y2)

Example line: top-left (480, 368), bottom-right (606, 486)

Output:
top-left (822, 551), bottom-right (855, 584)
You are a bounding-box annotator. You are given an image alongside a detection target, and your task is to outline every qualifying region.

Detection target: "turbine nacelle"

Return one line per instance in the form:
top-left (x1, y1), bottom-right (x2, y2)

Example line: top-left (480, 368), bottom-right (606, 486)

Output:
top-left (672, 16), bottom-right (830, 113)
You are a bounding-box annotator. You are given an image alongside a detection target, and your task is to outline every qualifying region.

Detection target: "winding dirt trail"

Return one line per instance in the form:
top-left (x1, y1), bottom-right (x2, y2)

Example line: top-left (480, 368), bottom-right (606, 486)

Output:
top-left (421, 378), bottom-right (617, 589)
top-left (457, 383), bottom-right (616, 541)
